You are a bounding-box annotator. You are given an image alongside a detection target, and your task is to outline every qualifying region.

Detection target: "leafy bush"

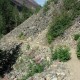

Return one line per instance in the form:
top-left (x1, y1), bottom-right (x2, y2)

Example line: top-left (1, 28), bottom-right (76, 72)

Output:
top-left (43, 0), bottom-right (58, 12)
top-left (26, 44), bottom-right (30, 50)
top-left (72, 1), bottom-right (80, 18)
top-left (18, 32), bottom-right (25, 40)
top-left (43, 0), bottom-right (51, 12)
top-left (52, 46), bottom-right (71, 62)
top-left (53, 0), bottom-right (58, 4)
top-left (77, 38), bottom-right (80, 59)
top-left (74, 34), bottom-right (80, 41)
top-left (63, 0), bottom-right (76, 10)
top-left (34, 7), bottom-right (41, 14)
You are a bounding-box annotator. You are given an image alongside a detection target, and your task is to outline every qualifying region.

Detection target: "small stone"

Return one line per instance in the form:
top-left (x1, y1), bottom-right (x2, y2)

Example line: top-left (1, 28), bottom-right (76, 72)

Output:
top-left (52, 77), bottom-right (57, 80)
top-left (14, 78), bottom-right (17, 80)
top-left (45, 74), bottom-right (58, 80)
top-left (46, 57), bottom-right (50, 62)
top-left (34, 55), bottom-right (42, 64)
top-left (57, 72), bottom-right (65, 76)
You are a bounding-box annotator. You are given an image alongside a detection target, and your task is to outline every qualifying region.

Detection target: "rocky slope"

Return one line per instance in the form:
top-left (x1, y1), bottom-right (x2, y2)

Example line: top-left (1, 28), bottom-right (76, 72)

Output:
top-left (0, 1), bottom-right (54, 79)
top-left (0, 0), bottom-right (80, 80)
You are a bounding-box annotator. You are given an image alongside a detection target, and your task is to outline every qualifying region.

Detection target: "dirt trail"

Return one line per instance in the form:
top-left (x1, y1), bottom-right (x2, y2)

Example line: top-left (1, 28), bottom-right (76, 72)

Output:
top-left (17, 22), bottom-right (80, 80)
top-left (66, 45), bottom-right (80, 80)
top-left (50, 22), bottom-right (80, 80)
top-left (29, 23), bottom-right (80, 80)
top-left (2, 22), bottom-right (80, 80)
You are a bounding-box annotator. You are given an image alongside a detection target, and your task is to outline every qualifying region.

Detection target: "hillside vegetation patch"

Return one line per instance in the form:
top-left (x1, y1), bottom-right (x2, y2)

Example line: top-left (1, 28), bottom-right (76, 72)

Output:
top-left (18, 32), bottom-right (25, 40)
top-left (47, 0), bottom-right (80, 44)
top-left (52, 46), bottom-right (71, 62)
top-left (74, 34), bottom-right (80, 41)
top-left (77, 38), bottom-right (80, 59)
top-left (43, 0), bottom-right (58, 12)
top-left (21, 59), bottom-right (49, 80)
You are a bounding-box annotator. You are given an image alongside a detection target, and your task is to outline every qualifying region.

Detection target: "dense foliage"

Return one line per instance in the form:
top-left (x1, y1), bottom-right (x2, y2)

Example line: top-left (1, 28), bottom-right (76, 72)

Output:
top-left (74, 34), bottom-right (80, 41)
top-left (0, 0), bottom-right (33, 38)
top-left (52, 46), bottom-right (71, 62)
top-left (47, 12), bottom-right (72, 44)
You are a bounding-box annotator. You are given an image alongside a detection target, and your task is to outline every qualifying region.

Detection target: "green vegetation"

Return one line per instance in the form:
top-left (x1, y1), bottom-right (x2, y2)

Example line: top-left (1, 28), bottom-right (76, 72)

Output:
top-left (34, 7), bottom-right (41, 14)
top-left (64, 0), bottom-right (80, 18)
top-left (0, 0), bottom-right (33, 38)
top-left (18, 32), bottom-right (25, 40)
top-left (21, 5), bottom-right (33, 22)
top-left (47, 12), bottom-right (72, 44)
top-left (53, 0), bottom-right (58, 4)
top-left (74, 34), bottom-right (80, 59)
top-left (77, 38), bottom-right (80, 59)
top-left (43, 0), bottom-right (58, 12)
top-left (74, 34), bottom-right (80, 41)
top-left (26, 44), bottom-right (30, 50)
top-left (52, 46), bottom-right (71, 62)
top-left (43, 0), bottom-right (53, 12)
top-left (43, 0), bottom-right (51, 12)
top-left (47, 0), bottom-right (80, 44)
top-left (63, 0), bottom-right (76, 10)
top-left (21, 60), bottom-right (47, 80)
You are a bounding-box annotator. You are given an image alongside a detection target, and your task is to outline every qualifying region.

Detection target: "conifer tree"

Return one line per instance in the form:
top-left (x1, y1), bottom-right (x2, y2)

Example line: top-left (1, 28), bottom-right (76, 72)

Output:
top-left (12, 6), bottom-right (21, 27)
top-left (0, 14), bottom-right (5, 38)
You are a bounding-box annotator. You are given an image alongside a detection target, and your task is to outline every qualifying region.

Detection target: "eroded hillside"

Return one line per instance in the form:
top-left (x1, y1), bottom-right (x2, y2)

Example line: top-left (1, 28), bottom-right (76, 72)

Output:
top-left (0, 0), bottom-right (80, 80)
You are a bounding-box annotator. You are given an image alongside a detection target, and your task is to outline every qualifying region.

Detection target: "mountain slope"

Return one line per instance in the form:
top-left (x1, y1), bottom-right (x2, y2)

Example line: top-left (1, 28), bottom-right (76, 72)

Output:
top-left (0, 0), bottom-right (80, 80)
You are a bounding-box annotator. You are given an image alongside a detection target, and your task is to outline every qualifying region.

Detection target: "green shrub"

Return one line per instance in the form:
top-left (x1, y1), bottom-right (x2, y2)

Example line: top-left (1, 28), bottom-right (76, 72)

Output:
top-left (53, 0), bottom-right (58, 4)
top-left (34, 7), bottom-right (41, 14)
top-left (18, 32), bottom-right (25, 40)
top-left (74, 34), bottom-right (80, 41)
top-left (63, 0), bottom-right (76, 10)
top-left (72, 1), bottom-right (80, 18)
top-left (77, 38), bottom-right (80, 59)
top-left (43, 0), bottom-right (58, 12)
top-left (63, 0), bottom-right (80, 18)
top-left (47, 12), bottom-right (72, 44)
top-left (21, 60), bottom-right (47, 80)
top-left (52, 46), bottom-right (71, 62)
top-left (46, 34), bottom-right (53, 44)
top-left (26, 44), bottom-right (30, 50)
top-left (47, 0), bottom-right (80, 44)
top-left (43, 0), bottom-right (50, 12)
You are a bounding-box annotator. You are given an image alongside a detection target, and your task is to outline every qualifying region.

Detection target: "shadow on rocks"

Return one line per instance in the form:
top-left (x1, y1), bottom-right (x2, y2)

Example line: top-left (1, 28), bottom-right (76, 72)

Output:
top-left (0, 44), bottom-right (22, 78)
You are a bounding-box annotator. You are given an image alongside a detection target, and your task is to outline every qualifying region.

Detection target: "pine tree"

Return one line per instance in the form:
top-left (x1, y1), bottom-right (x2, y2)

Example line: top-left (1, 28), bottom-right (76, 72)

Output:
top-left (12, 6), bottom-right (21, 27)
top-left (0, 14), bottom-right (5, 38)
top-left (22, 4), bottom-right (33, 21)
top-left (0, 0), bottom-right (14, 32)
top-left (0, 0), bottom-right (33, 37)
